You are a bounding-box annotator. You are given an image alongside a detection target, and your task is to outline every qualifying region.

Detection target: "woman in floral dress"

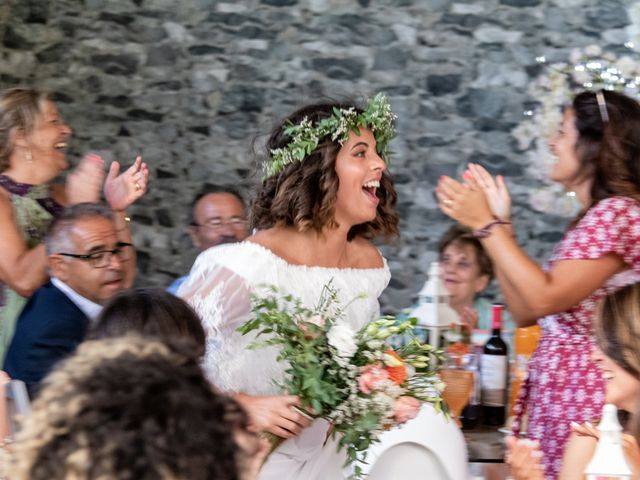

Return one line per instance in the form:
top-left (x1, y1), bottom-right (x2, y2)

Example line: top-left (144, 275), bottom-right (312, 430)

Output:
top-left (436, 90), bottom-right (640, 478)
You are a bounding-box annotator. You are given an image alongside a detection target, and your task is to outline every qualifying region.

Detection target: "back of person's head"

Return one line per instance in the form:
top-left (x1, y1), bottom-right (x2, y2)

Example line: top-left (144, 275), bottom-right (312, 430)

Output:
top-left (252, 98), bottom-right (399, 241)
top-left (572, 90), bottom-right (640, 206)
top-left (438, 223), bottom-right (494, 282)
top-left (44, 202), bottom-right (114, 255)
top-left (0, 88), bottom-right (49, 172)
top-left (8, 336), bottom-right (249, 480)
top-left (90, 288), bottom-right (206, 358)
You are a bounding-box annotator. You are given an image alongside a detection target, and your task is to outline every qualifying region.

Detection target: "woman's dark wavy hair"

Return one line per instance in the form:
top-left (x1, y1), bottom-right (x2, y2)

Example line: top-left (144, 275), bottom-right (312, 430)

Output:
top-left (251, 101), bottom-right (399, 242)
top-left (89, 288), bottom-right (206, 359)
top-left (571, 90), bottom-right (640, 212)
top-left (9, 336), bottom-right (251, 480)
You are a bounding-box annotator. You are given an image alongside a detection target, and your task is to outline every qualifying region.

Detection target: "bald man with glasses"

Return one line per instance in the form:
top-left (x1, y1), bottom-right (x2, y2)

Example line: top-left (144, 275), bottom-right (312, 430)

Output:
top-left (4, 203), bottom-right (134, 396)
top-left (168, 186), bottom-right (249, 294)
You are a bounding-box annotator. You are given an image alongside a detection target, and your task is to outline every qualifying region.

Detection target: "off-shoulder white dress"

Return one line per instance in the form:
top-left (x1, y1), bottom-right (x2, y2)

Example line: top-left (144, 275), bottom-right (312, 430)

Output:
top-left (179, 241), bottom-right (390, 480)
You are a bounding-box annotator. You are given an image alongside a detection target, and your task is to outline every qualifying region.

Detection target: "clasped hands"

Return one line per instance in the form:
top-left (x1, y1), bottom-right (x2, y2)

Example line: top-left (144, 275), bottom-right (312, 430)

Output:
top-left (66, 153), bottom-right (149, 210)
top-left (436, 163), bottom-right (511, 229)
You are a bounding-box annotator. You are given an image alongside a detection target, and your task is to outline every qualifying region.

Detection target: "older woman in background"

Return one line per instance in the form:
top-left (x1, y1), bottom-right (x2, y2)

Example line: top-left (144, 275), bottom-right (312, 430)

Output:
top-left (0, 88), bottom-right (149, 360)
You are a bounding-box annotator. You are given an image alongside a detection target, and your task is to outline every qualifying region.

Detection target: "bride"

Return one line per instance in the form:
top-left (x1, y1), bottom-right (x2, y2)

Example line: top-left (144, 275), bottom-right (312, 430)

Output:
top-left (179, 94), bottom-right (398, 479)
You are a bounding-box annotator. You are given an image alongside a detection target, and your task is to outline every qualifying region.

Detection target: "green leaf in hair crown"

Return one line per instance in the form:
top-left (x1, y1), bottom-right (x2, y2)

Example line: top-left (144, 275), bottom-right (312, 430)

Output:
top-left (264, 93), bottom-right (397, 179)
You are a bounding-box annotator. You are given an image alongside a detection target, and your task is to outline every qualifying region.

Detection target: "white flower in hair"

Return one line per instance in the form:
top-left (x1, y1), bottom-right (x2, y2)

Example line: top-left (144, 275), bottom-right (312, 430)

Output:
top-left (263, 93), bottom-right (397, 179)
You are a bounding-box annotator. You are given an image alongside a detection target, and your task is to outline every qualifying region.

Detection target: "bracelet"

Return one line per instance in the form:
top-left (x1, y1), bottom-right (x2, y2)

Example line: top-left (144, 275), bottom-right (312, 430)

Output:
top-left (472, 216), bottom-right (511, 238)
top-left (114, 215), bottom-right (131, 232)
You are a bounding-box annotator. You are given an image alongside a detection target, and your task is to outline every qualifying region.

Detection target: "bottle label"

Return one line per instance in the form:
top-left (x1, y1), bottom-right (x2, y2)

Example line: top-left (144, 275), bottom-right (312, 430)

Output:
top-left (481, 354), bottom-right (507, 406)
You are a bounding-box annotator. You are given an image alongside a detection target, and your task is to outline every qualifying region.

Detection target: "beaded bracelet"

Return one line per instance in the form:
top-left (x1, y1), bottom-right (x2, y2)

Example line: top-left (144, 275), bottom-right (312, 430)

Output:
top-left (472, 215), bottom-right (511, 238)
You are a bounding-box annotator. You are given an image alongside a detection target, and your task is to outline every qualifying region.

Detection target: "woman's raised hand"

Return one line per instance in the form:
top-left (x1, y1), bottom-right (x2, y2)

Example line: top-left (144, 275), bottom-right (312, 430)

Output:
top-left (436, 175), bottom-right (493, 230)
top-left (505, 436), bottom-right (545, 480)
top-left (460, 306), bottom-right (479, 330)
top-left (66, 153), bottom-right (105, 205)
top-left (103, 155), bottom-right (149, 211)
top-left (465, 163), bottom-right (512, 221)
top-left (570, 421), bottom-right (598, 439)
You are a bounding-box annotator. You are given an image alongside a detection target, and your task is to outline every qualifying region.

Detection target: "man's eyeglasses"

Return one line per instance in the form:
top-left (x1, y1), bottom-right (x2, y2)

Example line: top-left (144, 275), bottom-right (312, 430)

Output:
top-left (57, 242), bottom-right (133, 268)
top-left (191, 218), bottom-right (247, 230)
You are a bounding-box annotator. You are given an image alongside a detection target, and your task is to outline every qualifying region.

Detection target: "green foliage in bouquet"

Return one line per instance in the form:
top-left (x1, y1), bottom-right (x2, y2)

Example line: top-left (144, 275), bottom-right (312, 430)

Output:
top-left (238, 282), bottom-right (448, 478)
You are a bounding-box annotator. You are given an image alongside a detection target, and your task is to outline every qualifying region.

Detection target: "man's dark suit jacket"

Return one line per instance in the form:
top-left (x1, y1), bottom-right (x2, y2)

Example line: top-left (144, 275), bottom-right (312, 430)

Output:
top-left (4, 281), bottom-right (90, 397)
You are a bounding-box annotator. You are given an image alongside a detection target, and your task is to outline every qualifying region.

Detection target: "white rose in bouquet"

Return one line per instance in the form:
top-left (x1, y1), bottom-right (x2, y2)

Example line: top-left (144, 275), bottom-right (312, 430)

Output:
top-left (327, 323), bottom-right (358, 359)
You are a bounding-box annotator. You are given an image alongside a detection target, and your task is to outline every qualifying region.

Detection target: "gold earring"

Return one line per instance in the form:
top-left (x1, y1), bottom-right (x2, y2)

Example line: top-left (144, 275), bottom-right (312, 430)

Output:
top-left (24, 150), bottom-right (33, 164)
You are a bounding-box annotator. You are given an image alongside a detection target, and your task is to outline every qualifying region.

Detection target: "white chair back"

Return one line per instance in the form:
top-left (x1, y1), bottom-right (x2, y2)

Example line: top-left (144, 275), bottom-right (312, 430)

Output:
top-left (4, 379), bottom-right (30, 437)
top-left (363, 404), bottom-right (467, 480)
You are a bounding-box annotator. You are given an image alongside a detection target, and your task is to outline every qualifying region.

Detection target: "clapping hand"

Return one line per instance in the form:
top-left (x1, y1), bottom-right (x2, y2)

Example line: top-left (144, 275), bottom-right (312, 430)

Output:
top-left (436, 175), bottom-right (493, 230)
top-left (103, 155), bottom-right (149, 211)
top-left (460, 306), bottom-right (479, 330)
top-left (570, 421), bottom-right (598, 439)
top-left (464, 163), bottom-right (512, 221)
top-left (66, 153), bottom-right (105, 205)
top-left (506, 436), bottom-right (545, 480)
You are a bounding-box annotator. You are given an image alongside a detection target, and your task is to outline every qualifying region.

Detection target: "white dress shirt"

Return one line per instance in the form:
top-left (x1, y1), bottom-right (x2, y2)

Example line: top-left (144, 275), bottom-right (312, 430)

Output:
top-left (51, 277), bottom-right (103, 322)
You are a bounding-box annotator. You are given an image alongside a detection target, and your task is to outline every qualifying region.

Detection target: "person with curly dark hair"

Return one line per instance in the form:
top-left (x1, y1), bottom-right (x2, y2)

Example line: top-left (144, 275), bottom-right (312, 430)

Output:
top-left (179, 94), bottom-right (398, 479)
top-left (89, 287), bottom-right (206, 358)
top-left (7, 336), bottom-right (265, 480)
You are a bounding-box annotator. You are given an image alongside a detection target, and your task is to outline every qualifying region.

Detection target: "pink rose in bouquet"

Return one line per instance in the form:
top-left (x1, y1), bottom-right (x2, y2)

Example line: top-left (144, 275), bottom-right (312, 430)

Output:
top-left (358, 364), bottom-right (389, 394)
top-left (393, 396), bottom-right (421, 423)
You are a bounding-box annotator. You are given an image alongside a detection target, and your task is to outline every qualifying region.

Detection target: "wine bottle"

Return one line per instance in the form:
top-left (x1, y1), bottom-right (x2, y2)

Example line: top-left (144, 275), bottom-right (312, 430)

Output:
top-left (481, 304), bottom-right (508, 426)
top-left (584, 404), bottom-right (633, 480)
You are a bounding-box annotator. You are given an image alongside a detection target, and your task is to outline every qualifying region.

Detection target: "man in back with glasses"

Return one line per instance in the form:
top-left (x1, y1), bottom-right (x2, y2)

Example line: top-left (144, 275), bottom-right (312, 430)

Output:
top-left (4, 203), bottom-right (134, 397)
top-left (168, 186), bottom-right (249, 294)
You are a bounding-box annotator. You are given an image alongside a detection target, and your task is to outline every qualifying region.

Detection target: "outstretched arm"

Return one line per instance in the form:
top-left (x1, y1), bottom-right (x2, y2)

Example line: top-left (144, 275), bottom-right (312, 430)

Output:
top-left (436, 175), bottom-right (625, 325)
top-left (0, 196), bottom-right (49, 297)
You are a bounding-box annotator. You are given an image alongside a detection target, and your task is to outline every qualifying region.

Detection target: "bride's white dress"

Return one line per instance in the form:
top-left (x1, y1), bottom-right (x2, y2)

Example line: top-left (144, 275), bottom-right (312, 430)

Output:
top-left (178, 241), bottom-right (390, 480)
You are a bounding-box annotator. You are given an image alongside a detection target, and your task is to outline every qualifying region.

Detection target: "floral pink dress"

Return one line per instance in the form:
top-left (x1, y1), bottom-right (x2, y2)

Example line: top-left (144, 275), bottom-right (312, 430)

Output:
top-left (512, 196), bottom-right (640, 479)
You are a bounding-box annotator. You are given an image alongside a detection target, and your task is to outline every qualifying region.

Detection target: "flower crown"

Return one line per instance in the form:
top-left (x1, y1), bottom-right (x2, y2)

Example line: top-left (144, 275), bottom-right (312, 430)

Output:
top-left (539, 46), bottom-right (640, 97)
top-left (264, 93), bottom-right (397, 179)
top-left (512, 44), bottom-right (640, 216)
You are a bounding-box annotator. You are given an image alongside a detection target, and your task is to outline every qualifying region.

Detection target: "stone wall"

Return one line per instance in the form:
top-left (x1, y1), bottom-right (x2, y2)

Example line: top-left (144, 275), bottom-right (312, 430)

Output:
top-left (0, 0), bottom-right (632, 312)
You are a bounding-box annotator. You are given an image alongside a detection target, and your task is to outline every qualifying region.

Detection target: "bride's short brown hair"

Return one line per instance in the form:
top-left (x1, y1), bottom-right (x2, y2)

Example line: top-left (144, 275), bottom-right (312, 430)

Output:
top-left (251, 101), bottom-right (399, 241)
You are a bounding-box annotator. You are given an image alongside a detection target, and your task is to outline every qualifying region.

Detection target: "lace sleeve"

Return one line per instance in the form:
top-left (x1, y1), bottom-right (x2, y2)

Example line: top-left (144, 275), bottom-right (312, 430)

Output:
top-left (178, 257), bottom-right (251, 339)
top-left (177, 250), bottom-right (284, 395)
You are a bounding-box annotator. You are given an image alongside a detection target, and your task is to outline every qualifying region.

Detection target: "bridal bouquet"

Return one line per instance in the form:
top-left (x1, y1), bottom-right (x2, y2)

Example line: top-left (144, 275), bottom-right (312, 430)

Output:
top-left (239, 283), bottom-right (447, 477)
